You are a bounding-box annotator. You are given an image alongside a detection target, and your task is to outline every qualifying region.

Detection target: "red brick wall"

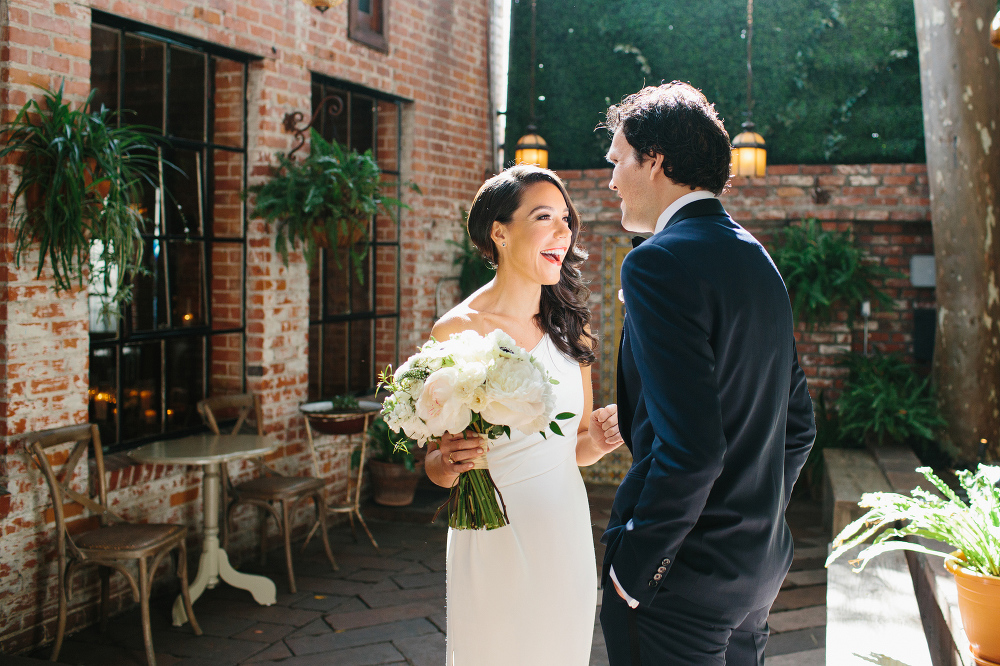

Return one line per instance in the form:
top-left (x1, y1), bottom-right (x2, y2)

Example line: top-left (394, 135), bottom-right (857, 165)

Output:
top-left (560, 165), bottom-right (935, 483)
top-left (0, 0), bottom-right (493, 653)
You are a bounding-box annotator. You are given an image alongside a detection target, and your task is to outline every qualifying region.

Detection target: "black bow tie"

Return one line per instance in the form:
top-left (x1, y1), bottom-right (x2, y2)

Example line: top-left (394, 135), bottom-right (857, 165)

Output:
top-left (632, 235), bottom-right (646, 249)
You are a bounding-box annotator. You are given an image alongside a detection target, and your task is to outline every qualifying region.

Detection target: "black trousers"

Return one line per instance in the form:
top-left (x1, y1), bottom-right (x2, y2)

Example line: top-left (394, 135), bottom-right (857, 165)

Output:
top-left (600, 584), bottom-right (770, 666)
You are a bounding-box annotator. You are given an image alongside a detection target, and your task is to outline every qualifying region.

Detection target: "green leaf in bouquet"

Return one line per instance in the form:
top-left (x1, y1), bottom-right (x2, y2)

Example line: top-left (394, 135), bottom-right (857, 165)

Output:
top-left (550, 378), bottom-right (560, 385)
top-left (555, 412), bottom-right (575, 420)
top-left (502, 425), bottom-right (511, 438)
top-left (550, 422), bottom-right (565, 437)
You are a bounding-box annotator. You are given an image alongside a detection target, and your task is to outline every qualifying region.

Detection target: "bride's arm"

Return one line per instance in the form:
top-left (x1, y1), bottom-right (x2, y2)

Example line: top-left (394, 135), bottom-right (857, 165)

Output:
top-left (575, 364), bottom-right (625, 465)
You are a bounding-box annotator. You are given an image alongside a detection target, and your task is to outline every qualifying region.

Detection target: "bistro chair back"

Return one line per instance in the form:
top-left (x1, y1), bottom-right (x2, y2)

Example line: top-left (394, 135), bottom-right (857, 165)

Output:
top-left (26, 423), bottom-right (201, 666)
top-left (196, 394), bottom-right (337, 593)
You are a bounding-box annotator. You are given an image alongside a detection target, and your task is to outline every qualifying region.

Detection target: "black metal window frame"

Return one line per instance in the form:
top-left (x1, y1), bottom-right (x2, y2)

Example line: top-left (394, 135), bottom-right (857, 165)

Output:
top-left (309, 74), bottom-right (407, 399)
top-left (89, 11), bottom-right (259, 452)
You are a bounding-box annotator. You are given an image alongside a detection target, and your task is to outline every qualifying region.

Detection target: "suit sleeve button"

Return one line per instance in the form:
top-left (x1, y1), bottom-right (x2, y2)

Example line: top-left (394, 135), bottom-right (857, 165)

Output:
top-left (656, 566), bottom-right (666, 573)
top-left (653, 573), bottom-right (662, 581)
top-left (661, 558), bottom-right (670, 566)
top-left (648, 580), bottom-right (656, 588)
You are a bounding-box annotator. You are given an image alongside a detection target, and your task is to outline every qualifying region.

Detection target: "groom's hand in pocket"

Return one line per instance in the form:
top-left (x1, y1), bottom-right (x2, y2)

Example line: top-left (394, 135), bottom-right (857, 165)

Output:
top-left (590, 405), bottom-right (624, 454)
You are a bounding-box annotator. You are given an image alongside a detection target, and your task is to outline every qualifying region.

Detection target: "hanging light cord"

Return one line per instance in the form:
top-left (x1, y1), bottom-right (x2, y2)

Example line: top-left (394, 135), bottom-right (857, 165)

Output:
top-left (745, 0), bottom-right (754, 127)
top-left (529, 0), bottom-right (538, 125)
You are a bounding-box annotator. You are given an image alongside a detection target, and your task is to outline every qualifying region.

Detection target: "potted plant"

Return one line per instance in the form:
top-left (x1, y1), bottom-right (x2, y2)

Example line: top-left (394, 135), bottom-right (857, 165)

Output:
top-left (0, 83), bottom-right (164, 317)
top-left (835, 351), bottom-right (951, 464)
top-left (826, 465), bottom-right (1000, 664)
top-left (770, 218), bottom-right (900, 324)
top-left (365, 416), bottom-right (424, 507)
top-left (301, 394), bottom-right (382, 435)
top-left (244, 128), bottom-right (417, 277)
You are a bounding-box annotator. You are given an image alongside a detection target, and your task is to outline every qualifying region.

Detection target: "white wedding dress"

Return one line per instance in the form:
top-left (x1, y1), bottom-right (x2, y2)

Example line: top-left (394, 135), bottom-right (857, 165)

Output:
top-left (446, 334), bottom-right (597, 665)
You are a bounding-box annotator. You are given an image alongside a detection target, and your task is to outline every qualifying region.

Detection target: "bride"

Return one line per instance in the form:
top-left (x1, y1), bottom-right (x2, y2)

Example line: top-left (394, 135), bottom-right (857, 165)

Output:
top-left (427, 165), bottom-right (624, 665)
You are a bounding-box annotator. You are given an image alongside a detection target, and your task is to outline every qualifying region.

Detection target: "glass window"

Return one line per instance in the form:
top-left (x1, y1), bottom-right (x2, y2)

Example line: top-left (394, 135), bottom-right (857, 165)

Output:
top-left (349, 0), bottom-right (388, 53)
top-left (308, 78), bottom-right (403, 400)
top-left (89, 18), bottom-right (250, 452)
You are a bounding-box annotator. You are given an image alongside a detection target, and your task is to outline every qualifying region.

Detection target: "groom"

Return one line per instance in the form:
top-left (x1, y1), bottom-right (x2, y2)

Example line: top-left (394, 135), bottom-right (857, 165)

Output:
top-left (599, 82), bottom-right (816, 665)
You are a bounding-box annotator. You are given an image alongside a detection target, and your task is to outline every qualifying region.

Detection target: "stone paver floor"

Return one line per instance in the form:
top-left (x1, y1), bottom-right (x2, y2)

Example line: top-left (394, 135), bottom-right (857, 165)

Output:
top-left (26, 485), bottom-right (827, 665)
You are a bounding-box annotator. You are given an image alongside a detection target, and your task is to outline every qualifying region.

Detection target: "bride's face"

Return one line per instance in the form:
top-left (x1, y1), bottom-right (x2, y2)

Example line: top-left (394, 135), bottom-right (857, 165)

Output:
top-left (491, 182), bottom-right (573, 286)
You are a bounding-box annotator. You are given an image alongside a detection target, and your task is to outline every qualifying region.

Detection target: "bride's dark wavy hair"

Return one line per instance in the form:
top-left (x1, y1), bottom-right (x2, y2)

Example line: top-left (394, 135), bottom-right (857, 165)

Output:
top-left (466, 165), bottom-right (597, 366)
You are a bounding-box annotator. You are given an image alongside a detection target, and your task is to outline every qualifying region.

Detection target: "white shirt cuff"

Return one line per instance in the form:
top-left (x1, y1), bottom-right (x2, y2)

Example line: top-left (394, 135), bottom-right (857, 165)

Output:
top-left (609, 565), bottom-right (640, 609)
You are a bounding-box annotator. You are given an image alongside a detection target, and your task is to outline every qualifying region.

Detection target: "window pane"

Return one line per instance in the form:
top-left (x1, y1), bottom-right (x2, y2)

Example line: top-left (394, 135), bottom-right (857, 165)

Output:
top-left (316, 87), bottom-right (349, 147)
top-left (165, 336), bottom-right (204, 432)
top-left (376, 100), bottom-right (399, 172)
top-left (351, 246), bottom-right (372, 313)
top-left (350, 94), bottom-right (375, 154)
top-left (91, 25), bottom-right (119, 115)
top-left (308, 324), bottom-right (322, 400)
top-left (162, 148), bottom-right (202, 236)
top-left (210, 149), bottom-right (244, 238)
top-left (349, 319), bottom-right (373, 393)
top-left (168, 46), bottom-right (205, 142)
top-left (120, 342), bottom-right (162, 441)
top-left (374, 245), bottom-right (398, 314)
top-left (131, 237), bottom-right (168, 332)
top-left (169, 241), bottom-right (206, 328)
top-left (211, 242), bottom-right (243, 330)
top-left (374, 317), bottom-right (397, 378)
top-left (376, 174), bottom-right (400, 242)
top-left (321, 322), bottom-right (348, 397)
top-left (209, 332), bottom-right (243, 396)
top-left (90, 346), bottom-right (118, 447)
top-left (212, 57), bottom-right (245, 149)
top-left (122, 35), bottom-right (164, 131)
top-left (324, 250), bottom-right (351, 316)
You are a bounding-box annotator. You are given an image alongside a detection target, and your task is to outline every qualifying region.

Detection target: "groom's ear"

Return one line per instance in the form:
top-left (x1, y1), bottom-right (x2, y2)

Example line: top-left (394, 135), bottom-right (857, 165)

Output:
top-left (647, 152), bottom-right (665, 181)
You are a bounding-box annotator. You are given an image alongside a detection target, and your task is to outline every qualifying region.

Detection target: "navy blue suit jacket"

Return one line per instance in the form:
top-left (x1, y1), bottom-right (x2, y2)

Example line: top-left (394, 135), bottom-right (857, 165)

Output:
top-left (602, 198), bottom-right (815, 612)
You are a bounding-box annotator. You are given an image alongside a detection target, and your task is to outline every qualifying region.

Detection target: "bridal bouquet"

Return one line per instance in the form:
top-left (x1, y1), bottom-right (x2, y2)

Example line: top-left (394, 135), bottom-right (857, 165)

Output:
top-left (379, 329), bottom-right (573, 530)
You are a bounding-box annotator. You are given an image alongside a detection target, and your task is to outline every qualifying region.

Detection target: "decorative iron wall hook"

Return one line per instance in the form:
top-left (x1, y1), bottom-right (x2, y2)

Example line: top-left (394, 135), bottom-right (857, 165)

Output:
top-left (282, 94), bottom-right (345, 159)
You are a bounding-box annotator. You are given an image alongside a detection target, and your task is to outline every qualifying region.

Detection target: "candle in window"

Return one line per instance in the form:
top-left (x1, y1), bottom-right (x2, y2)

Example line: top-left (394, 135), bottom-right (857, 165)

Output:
top-left (144, 408), bottom-right (157, 425)
top-left (140, 389), bottom-right (153, 411)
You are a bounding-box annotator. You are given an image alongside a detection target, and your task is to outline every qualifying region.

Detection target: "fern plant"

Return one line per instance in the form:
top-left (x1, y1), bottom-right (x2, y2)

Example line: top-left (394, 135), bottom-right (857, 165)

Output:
top-left (770, 218), bottom-right (901, 324)
top-left (836, 351), bottom-right (947, 448)
top-left (0, 83), bottom-right (163, 315)
top-left (245, 128), bottom-right (417, 277)
top-left (826, 464), bottom-right (1000, 577)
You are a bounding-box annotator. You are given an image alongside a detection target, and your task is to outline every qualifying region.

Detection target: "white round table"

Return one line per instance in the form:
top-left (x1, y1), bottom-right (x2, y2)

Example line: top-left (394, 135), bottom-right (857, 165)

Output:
top-left (131, 433), bottom-right (279, 626)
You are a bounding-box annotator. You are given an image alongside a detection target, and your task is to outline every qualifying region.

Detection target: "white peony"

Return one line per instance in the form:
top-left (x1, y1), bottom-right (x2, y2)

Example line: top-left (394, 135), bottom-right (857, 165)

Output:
top-left (479, 354), bottom-right (553, 434)
top-left (416, 366), bottom-right (473, 435)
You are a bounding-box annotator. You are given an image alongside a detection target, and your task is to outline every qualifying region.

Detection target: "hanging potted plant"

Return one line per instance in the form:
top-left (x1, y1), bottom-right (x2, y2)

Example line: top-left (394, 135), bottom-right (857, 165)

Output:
top-left (826, 465), bottom-right (1000, 664)
top-left (0, 83), bottom-right (164, 317)
top-left (244, 128), bottom-right (418, 278)
top-left (365, 416), bottom-right (424, 507)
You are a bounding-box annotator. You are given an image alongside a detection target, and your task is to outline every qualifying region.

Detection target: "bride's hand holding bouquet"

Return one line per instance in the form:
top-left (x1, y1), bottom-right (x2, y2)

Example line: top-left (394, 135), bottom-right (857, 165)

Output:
top-left (379, 328), bottom-right (573, 530)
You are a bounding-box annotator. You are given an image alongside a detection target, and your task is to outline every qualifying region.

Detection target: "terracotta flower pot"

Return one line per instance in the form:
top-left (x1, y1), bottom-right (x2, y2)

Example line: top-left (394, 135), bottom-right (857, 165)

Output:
top-left (300, 400), bottom-right (381, 435)
top-left (945, 551), bottom-right (1000, 665)
top-left (368, 459), bottom-right (424, 506)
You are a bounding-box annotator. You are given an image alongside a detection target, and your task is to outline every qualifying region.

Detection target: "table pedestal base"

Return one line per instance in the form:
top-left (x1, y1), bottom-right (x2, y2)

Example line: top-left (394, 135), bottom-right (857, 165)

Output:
top-left (172, 462), bottom-right (277, 626)
top-left (172, 534), bottom-right (277, 625)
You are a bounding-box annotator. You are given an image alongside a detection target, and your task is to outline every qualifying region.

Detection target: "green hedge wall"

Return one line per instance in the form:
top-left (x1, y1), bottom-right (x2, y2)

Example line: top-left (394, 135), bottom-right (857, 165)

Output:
top-left (504, 0), bottom-right (924, 170)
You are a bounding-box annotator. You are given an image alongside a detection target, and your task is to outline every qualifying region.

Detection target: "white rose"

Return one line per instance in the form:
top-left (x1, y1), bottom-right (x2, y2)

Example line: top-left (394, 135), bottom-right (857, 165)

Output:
top-left (479, 356), bottom-right (551, 432)
top-left (416, 367), bottom-right (473, 435)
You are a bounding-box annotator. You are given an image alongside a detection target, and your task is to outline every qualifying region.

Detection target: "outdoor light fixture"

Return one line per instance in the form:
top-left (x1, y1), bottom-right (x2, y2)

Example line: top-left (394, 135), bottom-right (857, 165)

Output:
top-left (515, 0), bottom-right (549, 167)
top-left (731, 0), bottom-right (767, 177)
top-left (515, 126), bottom-right (549, 168)
top-left (302, 0), bottom-right (344, 12)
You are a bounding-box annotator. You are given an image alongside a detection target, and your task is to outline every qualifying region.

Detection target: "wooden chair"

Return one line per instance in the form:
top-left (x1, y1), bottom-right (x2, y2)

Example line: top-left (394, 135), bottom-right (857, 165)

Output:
top-left (26, 423), bottom-right (201, 666)
top-left (197, 394), bottom-right (337, 594)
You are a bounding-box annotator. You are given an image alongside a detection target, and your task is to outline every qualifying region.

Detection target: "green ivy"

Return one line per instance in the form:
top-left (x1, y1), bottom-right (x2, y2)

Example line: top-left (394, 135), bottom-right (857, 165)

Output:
top-left (770, 219), bottom-right (900, 324)
top-left (505, 0), bottom-right (923, 169)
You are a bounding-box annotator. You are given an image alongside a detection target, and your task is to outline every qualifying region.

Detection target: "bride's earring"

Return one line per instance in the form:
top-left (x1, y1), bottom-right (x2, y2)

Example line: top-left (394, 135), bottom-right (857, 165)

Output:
top-left (501, 242), bottom-right (506, 247)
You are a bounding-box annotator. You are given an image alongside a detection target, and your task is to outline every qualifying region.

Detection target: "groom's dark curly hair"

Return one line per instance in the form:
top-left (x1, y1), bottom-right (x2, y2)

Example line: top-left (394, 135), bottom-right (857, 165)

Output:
top-left (602, 82), bottom-right (732, 195)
